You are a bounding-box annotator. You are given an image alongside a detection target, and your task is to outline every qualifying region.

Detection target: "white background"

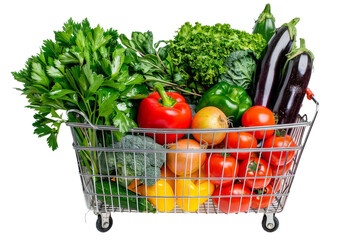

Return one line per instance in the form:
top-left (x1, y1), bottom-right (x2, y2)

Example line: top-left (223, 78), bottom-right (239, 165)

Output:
top-left (1, 0), bottom-right (359, 239)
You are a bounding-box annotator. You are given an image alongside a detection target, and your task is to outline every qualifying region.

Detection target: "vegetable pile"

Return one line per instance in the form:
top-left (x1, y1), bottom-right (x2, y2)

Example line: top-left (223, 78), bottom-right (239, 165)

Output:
top-left (13, 4), bottom-right (314, 213)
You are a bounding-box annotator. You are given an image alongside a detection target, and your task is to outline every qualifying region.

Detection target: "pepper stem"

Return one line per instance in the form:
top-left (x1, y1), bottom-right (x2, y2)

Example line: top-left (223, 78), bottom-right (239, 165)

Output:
top-left (153, 83), bottom-right (177, 107)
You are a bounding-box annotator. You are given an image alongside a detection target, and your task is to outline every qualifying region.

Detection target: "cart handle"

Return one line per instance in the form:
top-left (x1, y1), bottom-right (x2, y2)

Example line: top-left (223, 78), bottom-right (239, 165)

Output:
top-left (66, 109), bottom-right (99, 129)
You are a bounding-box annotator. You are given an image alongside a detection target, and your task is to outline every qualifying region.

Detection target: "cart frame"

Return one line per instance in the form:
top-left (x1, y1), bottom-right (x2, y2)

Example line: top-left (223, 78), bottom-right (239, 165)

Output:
top-left (66, 96), bottom-right (319, 232)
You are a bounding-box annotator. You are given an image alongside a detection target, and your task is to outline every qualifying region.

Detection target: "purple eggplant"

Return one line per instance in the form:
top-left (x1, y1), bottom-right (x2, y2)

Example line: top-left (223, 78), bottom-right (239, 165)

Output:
top-left (253, 18), bottom-right (300, 108)
top-left (272, 38), bottom-right (314, 124)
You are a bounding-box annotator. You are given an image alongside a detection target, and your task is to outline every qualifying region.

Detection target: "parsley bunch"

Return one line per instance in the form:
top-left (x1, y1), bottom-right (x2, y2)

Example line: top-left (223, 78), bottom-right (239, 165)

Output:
top-left (12, 19), bottom-right (147, 150)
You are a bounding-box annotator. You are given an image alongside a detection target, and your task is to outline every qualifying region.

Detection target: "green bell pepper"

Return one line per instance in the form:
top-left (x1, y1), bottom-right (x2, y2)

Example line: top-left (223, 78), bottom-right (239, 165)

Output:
top-left (196, 82), bottom-right (252, 126)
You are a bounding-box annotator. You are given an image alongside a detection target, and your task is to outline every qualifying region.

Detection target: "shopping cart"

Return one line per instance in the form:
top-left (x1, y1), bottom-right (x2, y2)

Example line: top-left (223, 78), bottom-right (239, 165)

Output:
top-left (66, 93), bottom-right (319, 233)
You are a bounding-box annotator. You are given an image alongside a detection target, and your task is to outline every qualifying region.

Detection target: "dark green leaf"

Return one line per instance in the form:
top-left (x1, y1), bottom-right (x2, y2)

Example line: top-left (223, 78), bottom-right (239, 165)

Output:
top-left (88, 25), bottom-right (112, 51)
top-left (124, 73), bottom-right (144, 85)
top-left (70, 65), bottom-right (88, 94)
top-left (124, 48), bottom-right (138, 64)
top-left (101, 80), bottom-right (126, 91)
top-left (32, 84), bottom-right (50, 94)
top-left (55, 31), bottom-right (71, 46)
top-left (88, 74), bottom-right (104, 96)
top-left (64, 69), bottom-right (79, 92)
top-left (100, 58), bottom-right (111, 76)
top-left (47, 132), bottom-right (58, 151)
top-left (131, 31), bottom-right (156, 55)
top-left (59, 52), bottom-right (79, 65)
top-left (97, 88), bottom-right (120, 117)
top-left (120, 85), bottom-right (148, 99)
top-left (42, 39), bottom-right (62, 58)
top-left (46, 66), bottom-right (63, 78)
top-left (112, 111), bottom-right (137, 133)
top-left (50, 108), bottom-right (62, 119)
top-left (83, 63), bottom-right (104, 96)
top-left (75, 30), bottom-right (86, 51)
top-left (34, 124), bottom-right (52, 137)
top-left (119, 34), bottom-right (135, 49)
top-left (111, 48), bottom-right (125, 77)
top-left (71, 51), bottom-right (84, 66)
top-left (31, 62), bottom-right (50, 87)
top-left (54, 59), bottom-right (65, 74)
top-left (49, 89), bottom-right (76, 99)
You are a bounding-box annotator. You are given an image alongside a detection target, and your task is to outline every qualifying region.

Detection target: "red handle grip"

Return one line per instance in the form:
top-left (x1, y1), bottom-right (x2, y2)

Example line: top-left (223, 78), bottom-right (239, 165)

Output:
top-left (306, 88), bottom-right (314, 100)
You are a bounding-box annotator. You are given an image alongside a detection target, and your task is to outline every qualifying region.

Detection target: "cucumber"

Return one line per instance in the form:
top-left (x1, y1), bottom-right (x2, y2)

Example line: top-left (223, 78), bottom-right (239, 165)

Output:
top-left (95, 180), bottom-right (156, 213)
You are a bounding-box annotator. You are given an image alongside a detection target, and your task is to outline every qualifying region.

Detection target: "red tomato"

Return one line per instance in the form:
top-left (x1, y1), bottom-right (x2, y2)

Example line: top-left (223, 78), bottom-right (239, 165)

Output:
top-left (212, 183), bottom-right (252, 213)
top-left (205, 153), bottom-right (239, 186)
top-left (241, 106), bottom-right (275, 140)
top-left (271, 160), bottom-right (293, 176)
top-left (250, 185), bottom-right (274, 209)
top-left (262, 135), bottom-right (297, 166)
top-left (270, 178), bottom-right (283, 193)
top-left (225, 132), bottom-right (258, 160)
top-left (238, 156), bottom-right (272, 189)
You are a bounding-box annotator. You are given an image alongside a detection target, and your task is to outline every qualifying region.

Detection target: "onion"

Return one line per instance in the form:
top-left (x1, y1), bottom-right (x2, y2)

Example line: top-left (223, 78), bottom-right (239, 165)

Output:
top-left (191, 106), bottom-right (228, 146)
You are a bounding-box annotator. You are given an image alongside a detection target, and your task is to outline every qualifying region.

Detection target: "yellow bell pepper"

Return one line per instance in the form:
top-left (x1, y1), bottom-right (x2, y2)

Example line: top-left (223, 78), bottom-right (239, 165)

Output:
top-left (161, 166), bottom-right (176, 191)
top-left (179, 165), bottom-right (208, 184)
top-left (128, 179), bottom-right (175, 213)
top-left (176, 179), bottom-right (215, 212)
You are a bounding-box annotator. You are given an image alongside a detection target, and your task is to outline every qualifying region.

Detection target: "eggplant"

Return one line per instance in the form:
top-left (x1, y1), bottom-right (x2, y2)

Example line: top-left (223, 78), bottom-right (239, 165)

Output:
top-left (253, 18), bottom-right (300, 108)
top-left (272, 39), bottom-right (314, 124)
top-left (253, 4), bottom-right (276, 44)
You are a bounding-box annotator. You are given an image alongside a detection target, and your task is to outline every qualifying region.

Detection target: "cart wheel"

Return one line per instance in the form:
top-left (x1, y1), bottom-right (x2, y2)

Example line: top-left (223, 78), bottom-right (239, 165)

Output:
top-left (96, 213), bottom-right (113, 232)
top-left (262, 214), bottom-right (279, 232)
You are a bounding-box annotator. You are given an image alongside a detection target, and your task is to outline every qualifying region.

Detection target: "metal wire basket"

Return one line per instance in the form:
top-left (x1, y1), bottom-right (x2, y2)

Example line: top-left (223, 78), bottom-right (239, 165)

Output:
top-left (66, 96), bottom-right (319, 232)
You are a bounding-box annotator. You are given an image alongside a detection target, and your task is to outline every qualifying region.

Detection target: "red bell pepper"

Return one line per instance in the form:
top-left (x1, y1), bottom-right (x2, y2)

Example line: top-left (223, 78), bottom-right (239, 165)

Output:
top-left (137, 84), bottom-right (192, 144)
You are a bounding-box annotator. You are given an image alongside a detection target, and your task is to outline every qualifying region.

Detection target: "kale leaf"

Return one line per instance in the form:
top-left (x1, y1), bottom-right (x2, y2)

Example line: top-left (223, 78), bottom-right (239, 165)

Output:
top-left (219, 50), bottom-right (257, 92)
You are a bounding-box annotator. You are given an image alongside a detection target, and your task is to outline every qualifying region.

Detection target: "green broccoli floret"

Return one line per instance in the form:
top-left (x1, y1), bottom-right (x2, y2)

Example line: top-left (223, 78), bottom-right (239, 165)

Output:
top-left (98, 135), bottom-right (166, 187)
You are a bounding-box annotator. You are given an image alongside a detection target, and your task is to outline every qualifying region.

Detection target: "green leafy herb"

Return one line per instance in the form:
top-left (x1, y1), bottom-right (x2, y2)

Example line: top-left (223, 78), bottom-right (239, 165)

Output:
top-left (120, 31), bottom-right (200, 98)
top-left (13, 18), bottom-right (149, 153)
top-left (168, 22), bottom-right (266, 94)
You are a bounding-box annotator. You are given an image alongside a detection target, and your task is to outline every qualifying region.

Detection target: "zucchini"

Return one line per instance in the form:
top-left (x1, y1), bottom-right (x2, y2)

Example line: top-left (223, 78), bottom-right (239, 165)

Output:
top-left (253, 4), bottom-right (276, 44)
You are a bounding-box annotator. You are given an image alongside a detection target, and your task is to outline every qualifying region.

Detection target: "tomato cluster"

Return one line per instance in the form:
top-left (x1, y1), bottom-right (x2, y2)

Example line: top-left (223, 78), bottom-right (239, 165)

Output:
top-left (207, 106), bottom-right (297, 213)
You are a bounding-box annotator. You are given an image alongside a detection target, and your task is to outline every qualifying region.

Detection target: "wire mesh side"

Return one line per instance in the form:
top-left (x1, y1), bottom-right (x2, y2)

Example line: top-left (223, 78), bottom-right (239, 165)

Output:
top-left (67, 117), bottom-right (311, 215)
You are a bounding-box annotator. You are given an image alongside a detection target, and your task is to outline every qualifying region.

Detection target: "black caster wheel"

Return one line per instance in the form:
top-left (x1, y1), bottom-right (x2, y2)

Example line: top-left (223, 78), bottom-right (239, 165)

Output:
top-left (96, 214), bottom-right (113, 232)
top-left (262, 214), bottom-right (279, 232)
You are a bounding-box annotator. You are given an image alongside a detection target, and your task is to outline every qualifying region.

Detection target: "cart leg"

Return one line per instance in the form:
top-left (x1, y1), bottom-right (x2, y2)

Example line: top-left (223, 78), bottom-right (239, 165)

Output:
top-left (96, 212), bottom-right (113, 232)
top-left (262, 213), bottom-right (279, 232)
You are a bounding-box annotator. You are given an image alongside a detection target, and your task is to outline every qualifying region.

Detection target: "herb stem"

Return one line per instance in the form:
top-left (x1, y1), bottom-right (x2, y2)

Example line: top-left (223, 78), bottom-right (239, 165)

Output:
top-left (155, 50), bottom-right (168, 72)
